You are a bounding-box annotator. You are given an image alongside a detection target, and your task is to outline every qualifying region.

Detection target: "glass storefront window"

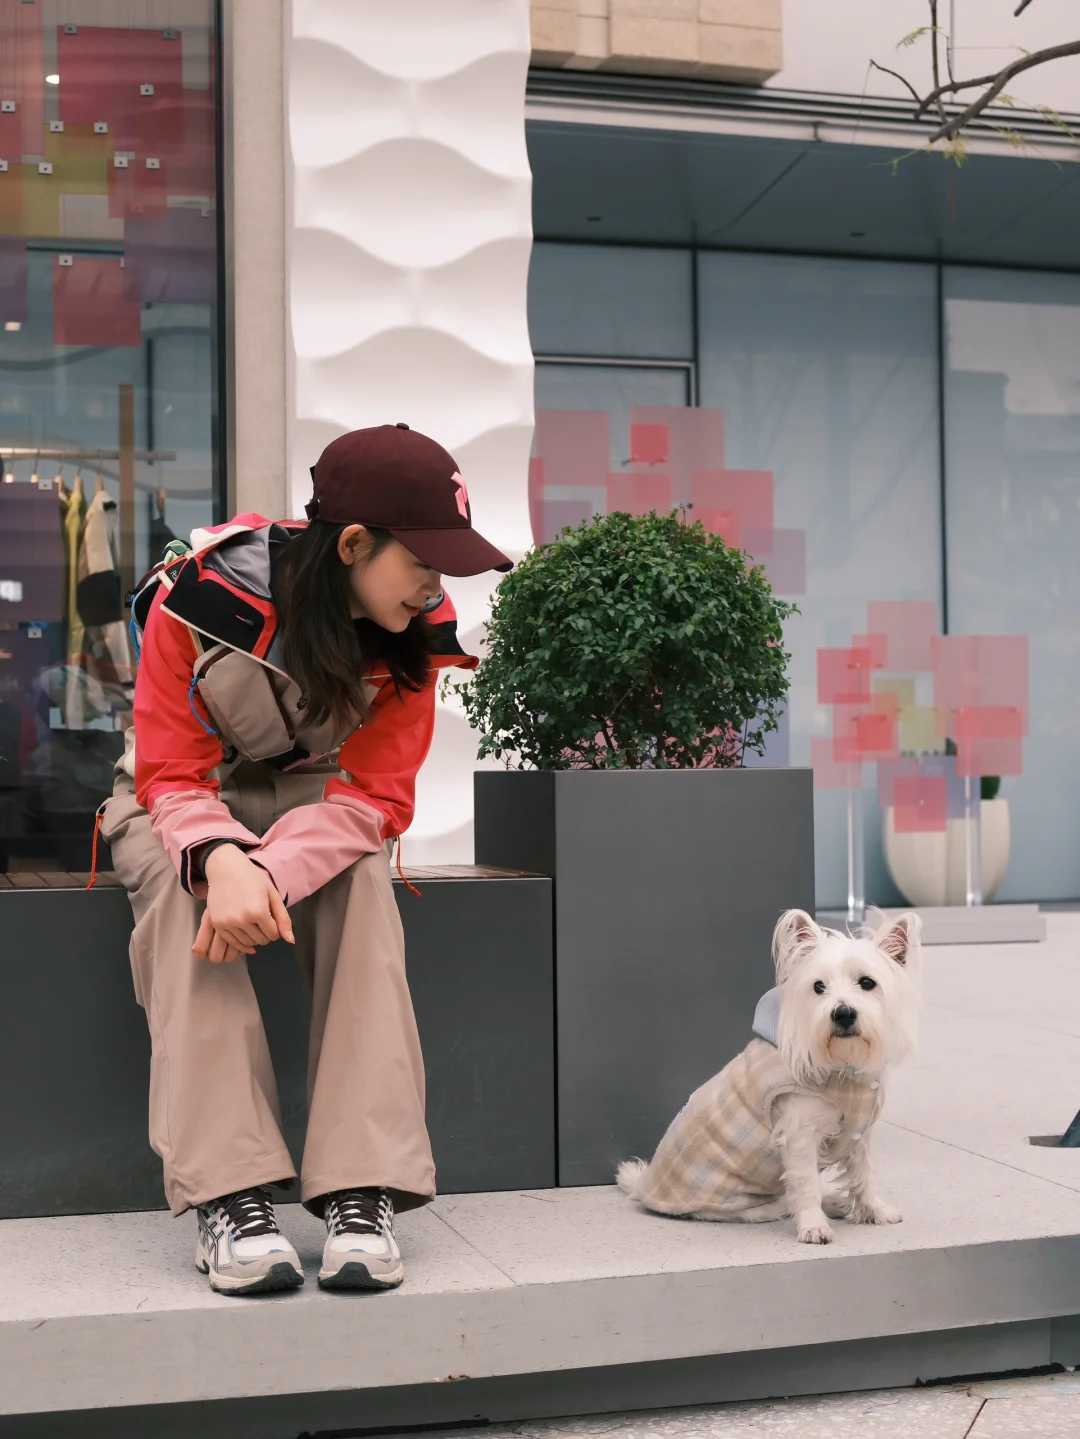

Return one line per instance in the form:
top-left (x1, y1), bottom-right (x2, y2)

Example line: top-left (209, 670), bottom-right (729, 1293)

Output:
top-left (528, 243), bottom-right (693, 360)
top-left (0, 7), bottom-right (220, 877)
top-left (530, 243), bottom-right (944, 910)
top-left (944, 267), bottom-right (1080, 902)
top-left (697, 253), bottom-right (942, 910)
top-left (533, 362), bottom-right (691, 543)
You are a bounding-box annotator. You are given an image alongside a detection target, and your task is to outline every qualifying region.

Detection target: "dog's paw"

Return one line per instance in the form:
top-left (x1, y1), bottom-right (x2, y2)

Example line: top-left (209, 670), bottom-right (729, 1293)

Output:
top-left (851, 1198), bottom-right (902, 1226)
top-left (797, 1217), bottom-right (835, 1245)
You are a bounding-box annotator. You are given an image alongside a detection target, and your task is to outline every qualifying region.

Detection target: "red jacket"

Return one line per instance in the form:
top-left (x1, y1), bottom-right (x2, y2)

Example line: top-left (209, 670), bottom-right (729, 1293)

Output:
top-left (129, 514), bottom-right (476, 901)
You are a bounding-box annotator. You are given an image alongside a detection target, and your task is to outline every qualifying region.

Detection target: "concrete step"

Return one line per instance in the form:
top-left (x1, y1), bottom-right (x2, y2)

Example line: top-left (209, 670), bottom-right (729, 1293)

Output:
top-left (5, 916), bottom-right (1080, 1436)
top-left (2, 1138), bottom-right (1080, 1429)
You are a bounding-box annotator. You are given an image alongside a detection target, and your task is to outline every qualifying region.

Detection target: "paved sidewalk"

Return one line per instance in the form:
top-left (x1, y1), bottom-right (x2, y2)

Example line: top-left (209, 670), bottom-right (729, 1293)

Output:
top-left (391, 1373), bottom-right (1080, 1438)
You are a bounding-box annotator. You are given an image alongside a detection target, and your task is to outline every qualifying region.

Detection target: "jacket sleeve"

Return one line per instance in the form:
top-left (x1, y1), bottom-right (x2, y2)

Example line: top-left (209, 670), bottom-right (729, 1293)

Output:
top-left (133, 586), bottom-right (262, 895)
top-left (252, 675), bottom-right (436, 906)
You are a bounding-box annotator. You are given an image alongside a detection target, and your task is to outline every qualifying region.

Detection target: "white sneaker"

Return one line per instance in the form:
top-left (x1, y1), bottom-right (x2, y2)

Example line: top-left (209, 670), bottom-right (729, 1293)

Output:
top-left (319, 1188), bottom-right (404, 1290)
top-left (196, 1188), bottom-right (304, 1296)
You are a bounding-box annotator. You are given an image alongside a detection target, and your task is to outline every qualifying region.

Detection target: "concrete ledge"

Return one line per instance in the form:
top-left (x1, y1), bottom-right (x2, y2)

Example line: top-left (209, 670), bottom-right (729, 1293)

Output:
top-left (6, 918), bottom-right (1080, 1427)
top-left (5, 1115), bottom-right (1080, 1417)
top-left (819, 904), bottom-right (1047, 945)
top-left (903, 903), bottom-right (1046, 945)
top-left (2, 1318), bottom-right (1076, 1439)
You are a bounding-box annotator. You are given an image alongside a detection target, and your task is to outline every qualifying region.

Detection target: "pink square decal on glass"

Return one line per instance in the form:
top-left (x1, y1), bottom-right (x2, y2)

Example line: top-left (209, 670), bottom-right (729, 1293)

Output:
top-left (933, 636), bottom-right (1028, 736)
top-left (811, 736), bottom-right (862, 790)
top-left (692, 470), bottom-right (773, 535)
top-left (954, 706), bottom-right (1024, 742)
top-left (697, 508), bottom-right (741, 547)
top-left (832, 707), bottom-right (897, 763)
top-left (852, 633), bottom-right (888, 670)
top-left (742, 527), bottom-right (775, 557)
top-left (758, 529), bottom-right (806, 596)
top-left (533, 410), bottom-right (610, 491)
top-left (893, 776), bottom-right (948, 833)
top-left (852, 710), bottom-right (897, 760)
top-left (631, 406), bottom-right (726, 489)
top-left (871, 689), bottom-right (902, 722)
top-left (866, 601), bottom-right (937, 672)
top-left (606, 472), bottom-right (672, 517)
top-left (630, 423), bottom-right (669, 466)
top-left (528, 457), bottom-right (545, 546)
top-left (818, 648), bottom-right (874, 706)
top-left (541, 499), bottom-right (594, 545)
top-left (877, 757), bottom-right (921, 811)
top-left (956, 736), bottom-right (1024, 779)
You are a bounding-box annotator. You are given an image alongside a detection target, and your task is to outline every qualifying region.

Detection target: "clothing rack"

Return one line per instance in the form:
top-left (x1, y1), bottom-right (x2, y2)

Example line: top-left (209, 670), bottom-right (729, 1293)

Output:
top-left (0, 448), bottom-right (176, 462)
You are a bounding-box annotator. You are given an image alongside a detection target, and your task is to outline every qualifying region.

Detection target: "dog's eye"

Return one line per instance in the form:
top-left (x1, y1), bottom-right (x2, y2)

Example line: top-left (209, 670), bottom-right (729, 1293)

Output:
top-left (859, 977), bottom-right (877, 991)
top-left (813, 980), bottom-right (826, 994)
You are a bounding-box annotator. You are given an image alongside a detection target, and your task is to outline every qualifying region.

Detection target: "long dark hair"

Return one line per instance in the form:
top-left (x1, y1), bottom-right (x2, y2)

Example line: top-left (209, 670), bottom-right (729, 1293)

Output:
top-left (271, 520), bottom-right (433, 729)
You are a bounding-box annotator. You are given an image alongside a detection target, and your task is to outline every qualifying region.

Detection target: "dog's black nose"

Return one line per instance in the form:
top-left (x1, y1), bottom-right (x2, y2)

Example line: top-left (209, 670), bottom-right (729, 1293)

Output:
top-left (832, 1004), bottom-right (858, 1031)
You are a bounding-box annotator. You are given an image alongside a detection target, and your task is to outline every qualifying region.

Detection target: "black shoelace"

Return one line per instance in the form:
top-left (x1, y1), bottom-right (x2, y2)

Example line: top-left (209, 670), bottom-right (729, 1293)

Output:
top-left (327, 1187), bottom-right (392, 1236)
top-left (211, 1187), bottom-right (279, 1238)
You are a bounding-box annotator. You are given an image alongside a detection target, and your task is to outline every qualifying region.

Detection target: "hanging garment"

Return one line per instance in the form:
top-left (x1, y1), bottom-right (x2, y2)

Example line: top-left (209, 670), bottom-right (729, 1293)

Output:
top-left (78, 486), bottom-right (135, 715)
top-left (148, 487), bottom-right (177, 561)
top-left (62, 477), bottom-right (87, 729)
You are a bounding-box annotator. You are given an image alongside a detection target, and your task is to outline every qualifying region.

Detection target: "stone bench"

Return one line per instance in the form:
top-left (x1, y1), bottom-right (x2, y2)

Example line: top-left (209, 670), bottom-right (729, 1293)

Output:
top-left (0, 866), bottom-right (554, 1219)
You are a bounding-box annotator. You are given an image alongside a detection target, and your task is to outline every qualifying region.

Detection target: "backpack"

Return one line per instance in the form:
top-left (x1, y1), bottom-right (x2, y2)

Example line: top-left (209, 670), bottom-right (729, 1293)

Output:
top-left (127, 538), bottom-right (193, 662)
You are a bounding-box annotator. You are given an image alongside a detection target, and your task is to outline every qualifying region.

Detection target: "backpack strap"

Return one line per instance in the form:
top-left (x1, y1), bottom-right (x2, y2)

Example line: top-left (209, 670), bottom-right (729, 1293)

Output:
top-left (128, 539), bottom-right (195, 662)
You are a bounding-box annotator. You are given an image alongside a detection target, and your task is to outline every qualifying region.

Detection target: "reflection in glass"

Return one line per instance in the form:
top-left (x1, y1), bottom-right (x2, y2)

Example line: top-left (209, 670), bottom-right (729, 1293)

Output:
top-left (0, 9), bottom-right (219, 875)
top-left (698, 253), bottom-right (941, 910)
top-left (944, 267), bottom-right (1080, 901)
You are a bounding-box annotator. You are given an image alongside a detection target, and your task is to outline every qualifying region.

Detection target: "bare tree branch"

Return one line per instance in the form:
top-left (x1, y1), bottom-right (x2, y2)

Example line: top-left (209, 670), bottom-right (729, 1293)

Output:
top-left (916, 40), bottom-right (1080, 139)
top-left (876, 0), bottom-right (1080, 153)
top-left (869, 59), bottom-right (924, 107)
top-left (946, 11), bottom-right (956, 82)
top-left (928, 0), bottom-right (949, 126)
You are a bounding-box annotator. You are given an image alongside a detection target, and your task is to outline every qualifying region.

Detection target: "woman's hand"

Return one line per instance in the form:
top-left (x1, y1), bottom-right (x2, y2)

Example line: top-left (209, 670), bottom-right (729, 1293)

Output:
top-left (192, 844), bottom-right (294, 965)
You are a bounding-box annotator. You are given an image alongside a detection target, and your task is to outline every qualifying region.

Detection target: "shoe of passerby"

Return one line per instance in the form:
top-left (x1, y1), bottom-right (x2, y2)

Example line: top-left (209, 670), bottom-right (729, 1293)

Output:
top-left (319, 1187), bottom-right (404, 1291)
top-left (195, 1187), bottom-right (304, 1295)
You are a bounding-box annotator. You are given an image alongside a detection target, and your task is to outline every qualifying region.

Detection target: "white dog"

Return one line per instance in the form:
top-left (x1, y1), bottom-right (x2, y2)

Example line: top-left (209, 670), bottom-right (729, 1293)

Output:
top-left (617, 909), bottom-right (921, 1244)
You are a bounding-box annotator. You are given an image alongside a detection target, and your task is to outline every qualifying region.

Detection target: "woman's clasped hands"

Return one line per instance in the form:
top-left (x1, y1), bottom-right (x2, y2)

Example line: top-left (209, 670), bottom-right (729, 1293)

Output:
top-left (192, 843), bottom-right (295, 964)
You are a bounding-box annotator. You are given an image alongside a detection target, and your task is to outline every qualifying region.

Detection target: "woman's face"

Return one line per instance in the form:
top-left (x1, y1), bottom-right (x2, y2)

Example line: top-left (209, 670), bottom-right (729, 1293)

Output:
top-left (338, 526), bottom-right (442, 632)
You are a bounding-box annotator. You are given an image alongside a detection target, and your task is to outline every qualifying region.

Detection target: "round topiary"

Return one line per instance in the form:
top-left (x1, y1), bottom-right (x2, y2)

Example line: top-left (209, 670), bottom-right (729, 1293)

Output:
top-left (450, 509), bottom-right (796, 770)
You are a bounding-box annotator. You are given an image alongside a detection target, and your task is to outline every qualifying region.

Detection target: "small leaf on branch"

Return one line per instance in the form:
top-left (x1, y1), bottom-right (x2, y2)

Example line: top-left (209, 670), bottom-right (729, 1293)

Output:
top-left (898, 25), bottom-right (943, 48)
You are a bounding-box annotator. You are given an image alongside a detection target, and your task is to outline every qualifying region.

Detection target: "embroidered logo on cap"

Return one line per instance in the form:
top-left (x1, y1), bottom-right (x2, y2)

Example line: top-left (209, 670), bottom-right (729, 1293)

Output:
top-left (451, 472), bottom-right (469, 520)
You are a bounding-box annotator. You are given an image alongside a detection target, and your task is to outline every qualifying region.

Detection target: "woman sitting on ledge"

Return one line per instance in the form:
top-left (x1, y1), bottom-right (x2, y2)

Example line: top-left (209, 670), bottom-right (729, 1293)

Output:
top-left (101, 424), bottom-right (511, 1296)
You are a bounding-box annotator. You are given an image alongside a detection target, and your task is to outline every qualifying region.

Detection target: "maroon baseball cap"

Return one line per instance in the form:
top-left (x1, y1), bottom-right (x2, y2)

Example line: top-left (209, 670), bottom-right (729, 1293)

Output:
top-left (306, 423), bottom-right (512, 577)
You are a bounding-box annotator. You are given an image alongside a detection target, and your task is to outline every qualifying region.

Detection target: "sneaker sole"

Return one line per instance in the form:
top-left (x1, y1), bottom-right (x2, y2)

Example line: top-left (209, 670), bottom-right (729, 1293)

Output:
top-left (318, 1260), bottom-right (404, 1292)
top-left (197, 1255), bottom-right (305, 1296)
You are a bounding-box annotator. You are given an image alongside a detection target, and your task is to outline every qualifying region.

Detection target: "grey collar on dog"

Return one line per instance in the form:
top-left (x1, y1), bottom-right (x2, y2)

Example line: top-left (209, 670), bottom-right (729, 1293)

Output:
top-left (752, 986), bottom-right (781, 1048)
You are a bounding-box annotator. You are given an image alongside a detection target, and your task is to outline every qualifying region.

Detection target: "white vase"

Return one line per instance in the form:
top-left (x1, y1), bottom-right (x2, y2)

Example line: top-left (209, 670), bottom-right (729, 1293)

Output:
top-left (883, 798), bottom-right (1011, 908)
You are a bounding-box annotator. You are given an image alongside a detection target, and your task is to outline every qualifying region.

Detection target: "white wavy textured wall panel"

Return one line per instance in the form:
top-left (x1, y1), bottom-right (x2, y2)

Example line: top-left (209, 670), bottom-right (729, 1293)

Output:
top-left (287, 0), bottom-right (535, 862)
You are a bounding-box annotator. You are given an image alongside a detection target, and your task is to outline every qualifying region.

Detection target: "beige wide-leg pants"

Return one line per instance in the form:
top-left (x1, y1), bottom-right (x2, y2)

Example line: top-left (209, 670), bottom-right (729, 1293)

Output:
top-left (102, 763), bottom-right (435, 1218)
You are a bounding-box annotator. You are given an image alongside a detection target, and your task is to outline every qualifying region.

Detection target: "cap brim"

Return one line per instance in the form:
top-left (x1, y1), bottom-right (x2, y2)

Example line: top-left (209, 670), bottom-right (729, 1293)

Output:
top-left (389, 526), bottom-right (513, 577)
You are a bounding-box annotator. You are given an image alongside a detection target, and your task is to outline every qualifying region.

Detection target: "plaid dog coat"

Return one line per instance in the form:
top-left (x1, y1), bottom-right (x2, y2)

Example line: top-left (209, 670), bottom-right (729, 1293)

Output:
top-left (632, 1039), bottom-right (885, 1217)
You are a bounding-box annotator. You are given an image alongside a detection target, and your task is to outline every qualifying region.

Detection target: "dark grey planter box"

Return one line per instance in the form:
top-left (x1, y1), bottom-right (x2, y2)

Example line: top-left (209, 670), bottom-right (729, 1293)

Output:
top-left (474, 768), bottom-right (815, 1187)
top-left (0, 871), bottom-right (555, 1219)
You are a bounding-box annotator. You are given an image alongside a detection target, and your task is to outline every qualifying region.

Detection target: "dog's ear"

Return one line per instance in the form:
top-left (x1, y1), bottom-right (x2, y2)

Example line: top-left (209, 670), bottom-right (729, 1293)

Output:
top-left (876, 912), bottom-right (921, 966)
top-left (773, 909), bottom-right (823, 981)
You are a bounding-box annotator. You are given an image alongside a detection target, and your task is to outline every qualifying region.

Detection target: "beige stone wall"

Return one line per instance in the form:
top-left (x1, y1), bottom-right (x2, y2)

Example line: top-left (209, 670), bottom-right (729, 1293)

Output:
top-left (223, 0), bottom-right (288, 517)
top-left (531, 0), bottom-right (782, 82)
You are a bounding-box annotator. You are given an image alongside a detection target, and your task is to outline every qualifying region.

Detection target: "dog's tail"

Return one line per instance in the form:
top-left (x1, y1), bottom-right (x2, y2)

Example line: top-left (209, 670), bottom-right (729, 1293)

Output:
top-left (615, 1158), bottom-right (649, 1200)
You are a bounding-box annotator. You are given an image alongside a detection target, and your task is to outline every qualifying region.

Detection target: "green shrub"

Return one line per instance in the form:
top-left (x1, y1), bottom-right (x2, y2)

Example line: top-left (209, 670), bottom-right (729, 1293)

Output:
top-left (450, 510), bottom-right (796, 770)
